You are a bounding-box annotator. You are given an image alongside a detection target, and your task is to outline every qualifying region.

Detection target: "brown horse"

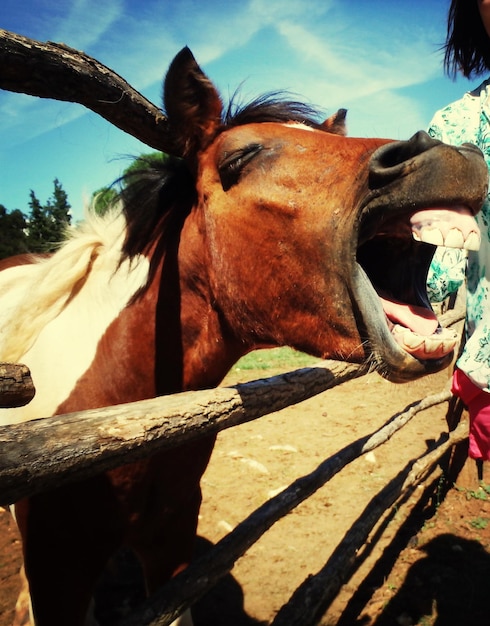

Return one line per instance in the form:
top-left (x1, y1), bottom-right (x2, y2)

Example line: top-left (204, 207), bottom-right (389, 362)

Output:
top-left (0, 47), bottom-right (487, 625)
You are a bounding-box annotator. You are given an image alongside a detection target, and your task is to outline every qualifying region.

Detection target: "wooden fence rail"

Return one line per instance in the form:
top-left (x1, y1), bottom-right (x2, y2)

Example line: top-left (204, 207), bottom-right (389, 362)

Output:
top-left (0, 372), bottom-right (463, 626)
top-left (0, 360), bottom-right (365, 505)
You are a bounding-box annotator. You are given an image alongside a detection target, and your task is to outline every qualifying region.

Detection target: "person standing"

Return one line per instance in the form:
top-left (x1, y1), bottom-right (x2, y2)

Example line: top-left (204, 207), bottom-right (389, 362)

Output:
top-left (427, 0), bottom-right (490, 466)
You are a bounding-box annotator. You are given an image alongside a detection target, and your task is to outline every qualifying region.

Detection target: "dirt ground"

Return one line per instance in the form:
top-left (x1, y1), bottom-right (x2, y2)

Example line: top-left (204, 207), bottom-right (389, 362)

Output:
top-left (1, 361), bottom-right (490, 626)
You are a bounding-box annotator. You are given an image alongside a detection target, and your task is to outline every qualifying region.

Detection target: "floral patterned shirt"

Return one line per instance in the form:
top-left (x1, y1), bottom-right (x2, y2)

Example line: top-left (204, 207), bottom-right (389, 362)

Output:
top-left (427, 79), bottom-right (490, 391)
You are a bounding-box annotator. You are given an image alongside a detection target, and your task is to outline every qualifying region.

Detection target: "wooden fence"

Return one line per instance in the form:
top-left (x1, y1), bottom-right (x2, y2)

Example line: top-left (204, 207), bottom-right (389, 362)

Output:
top-left (0, 309), bottom-right (468, 626)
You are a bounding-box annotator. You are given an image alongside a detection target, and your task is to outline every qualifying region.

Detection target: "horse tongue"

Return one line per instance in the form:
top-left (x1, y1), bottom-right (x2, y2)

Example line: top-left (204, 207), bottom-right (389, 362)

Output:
top-left (379, 295), bottom-right (439, 336)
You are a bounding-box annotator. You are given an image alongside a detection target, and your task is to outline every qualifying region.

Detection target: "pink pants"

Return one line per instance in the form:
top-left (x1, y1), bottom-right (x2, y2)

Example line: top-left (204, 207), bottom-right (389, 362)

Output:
top-left (452, 368), bottom-right (490, 461)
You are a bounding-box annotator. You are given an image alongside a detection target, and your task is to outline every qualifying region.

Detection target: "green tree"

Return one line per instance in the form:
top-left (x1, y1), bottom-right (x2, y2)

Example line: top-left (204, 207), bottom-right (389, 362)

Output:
top-left (0, 205), bottom-right (28, 259)
top-left (26, 190), bottom-right (49, 253)
top-left (90, 153), bottom-right (164, 216)
top-left (49, 178), bottom-right (71, 230)
top-left (92, 186), bottom-right (118, 216)
top-left (26, 179), bottom-right (72, 253)
top-left (123, 153), bottom-right (163, 179)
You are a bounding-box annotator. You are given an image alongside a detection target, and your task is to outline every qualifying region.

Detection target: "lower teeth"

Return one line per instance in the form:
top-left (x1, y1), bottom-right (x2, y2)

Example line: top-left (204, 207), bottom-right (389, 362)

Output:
top-left (391, 324), bottom-right (458, 358)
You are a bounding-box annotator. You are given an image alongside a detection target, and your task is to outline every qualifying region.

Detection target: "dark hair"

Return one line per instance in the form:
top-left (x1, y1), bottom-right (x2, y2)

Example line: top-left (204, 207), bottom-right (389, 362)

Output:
top-left (444, 0), bottom-right (490, 78)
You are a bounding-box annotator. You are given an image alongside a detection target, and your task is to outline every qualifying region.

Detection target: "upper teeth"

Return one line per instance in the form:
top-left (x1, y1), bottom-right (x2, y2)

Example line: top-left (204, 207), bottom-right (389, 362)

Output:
top-left (410, 207), bottom-right (481, 251)
top-left (412, 226), bottom-right (480, 250)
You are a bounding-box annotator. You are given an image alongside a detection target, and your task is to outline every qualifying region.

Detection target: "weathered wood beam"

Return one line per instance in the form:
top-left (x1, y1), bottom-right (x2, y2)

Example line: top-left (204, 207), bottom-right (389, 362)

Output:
top-left (0, 361), bottom-right (365, 505)
top-left (0, 363), bottom-right (35, 408)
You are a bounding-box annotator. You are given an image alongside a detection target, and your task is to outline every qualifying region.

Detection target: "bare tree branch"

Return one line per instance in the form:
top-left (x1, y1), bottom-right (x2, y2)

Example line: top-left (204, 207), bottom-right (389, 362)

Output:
top-left (0, 29), bottom-right (170, 152)
top-left (0, 363), bottom-right (35, 408)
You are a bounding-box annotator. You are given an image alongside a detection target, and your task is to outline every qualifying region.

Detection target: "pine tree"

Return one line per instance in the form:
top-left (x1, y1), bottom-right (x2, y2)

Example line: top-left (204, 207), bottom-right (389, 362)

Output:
top-left (26, 190), bottom-right (49, 253)
top-left (26, 180), bottom-right (72, 253)
top-left (0, 205), bottom-right (28, 259)
top-left (44, 178), bottom-right (71, 244)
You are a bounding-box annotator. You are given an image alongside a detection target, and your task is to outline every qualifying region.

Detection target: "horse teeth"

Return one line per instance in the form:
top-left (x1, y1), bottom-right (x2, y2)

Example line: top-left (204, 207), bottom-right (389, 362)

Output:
top-left (443, 338), bottom-right (457, 351)
top-left (391, 324), bottom-right (458, 358)
top-left (424, 339), bottom-right (443, 354)
top-left (415, 227), bottom-right (444, 246)
top-left (464, 231), bottom-right (481, 251)
top-left (424, 335), bottom-right (457, 354)
top-left (444, 228), bottom-right (465, 249)
top-left (412, 225), bottom-right (481, 251)
top-left (402, 332), bottom-right (424, 350)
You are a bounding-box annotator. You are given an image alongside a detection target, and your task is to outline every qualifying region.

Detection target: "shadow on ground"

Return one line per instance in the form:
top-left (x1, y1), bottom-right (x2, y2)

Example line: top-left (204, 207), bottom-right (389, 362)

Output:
top-left (371, 533), bottom-right (490, 626)
top-left (93, 537), bottom-right (264, 626)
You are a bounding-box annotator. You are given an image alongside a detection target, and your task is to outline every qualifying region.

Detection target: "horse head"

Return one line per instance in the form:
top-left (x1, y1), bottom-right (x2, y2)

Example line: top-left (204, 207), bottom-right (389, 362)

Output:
top-left (141, 47), bottom-right (487, 384)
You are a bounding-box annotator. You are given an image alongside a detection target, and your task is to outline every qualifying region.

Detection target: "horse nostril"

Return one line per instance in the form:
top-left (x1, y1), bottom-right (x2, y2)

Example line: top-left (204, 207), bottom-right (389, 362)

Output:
top-left (369, 131), bottom-right (442, 189)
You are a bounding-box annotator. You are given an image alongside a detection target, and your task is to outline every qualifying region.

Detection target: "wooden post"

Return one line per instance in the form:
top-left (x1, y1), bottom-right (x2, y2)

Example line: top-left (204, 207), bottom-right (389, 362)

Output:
top-left (0, 362), bottom-right (35, 408)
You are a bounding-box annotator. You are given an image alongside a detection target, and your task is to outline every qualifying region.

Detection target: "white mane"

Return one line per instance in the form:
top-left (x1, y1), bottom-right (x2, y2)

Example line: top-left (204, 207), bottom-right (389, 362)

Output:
top-left (0, 208), bottom-right (128, 364)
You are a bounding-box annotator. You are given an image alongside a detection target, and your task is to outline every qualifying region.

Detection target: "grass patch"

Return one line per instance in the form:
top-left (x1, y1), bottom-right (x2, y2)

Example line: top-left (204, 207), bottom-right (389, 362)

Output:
top-left (456, 484), bottom-right (490, 501)
top-left (469, 517), bottom-right (489, 530)
top-left (231, 347), bottom-right (319, 373)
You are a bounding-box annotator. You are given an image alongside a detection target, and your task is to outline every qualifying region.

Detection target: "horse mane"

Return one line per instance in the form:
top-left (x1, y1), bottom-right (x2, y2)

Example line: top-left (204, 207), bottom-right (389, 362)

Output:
top-left (0, 211), bottom-right (127, 363)
top-left (223, 93), bottom-right (323, 128)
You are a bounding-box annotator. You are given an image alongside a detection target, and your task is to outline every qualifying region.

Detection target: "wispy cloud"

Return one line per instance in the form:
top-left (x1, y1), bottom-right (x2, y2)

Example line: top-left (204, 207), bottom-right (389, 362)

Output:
top-left (275, 4), bottom-right (440, 95)
top-left (0, 93), bottom-right (86, 152)
top-left (251, 1), bottom-right (444, 138)
top-left (52, 0), bottom-right (124, 49)
top-left (249, 0), bottom-right (335, 25)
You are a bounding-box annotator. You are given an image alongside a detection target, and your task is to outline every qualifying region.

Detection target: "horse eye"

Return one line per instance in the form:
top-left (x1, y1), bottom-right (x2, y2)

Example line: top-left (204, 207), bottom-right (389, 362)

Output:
top-left (218, 143), bottom-right (263, 191)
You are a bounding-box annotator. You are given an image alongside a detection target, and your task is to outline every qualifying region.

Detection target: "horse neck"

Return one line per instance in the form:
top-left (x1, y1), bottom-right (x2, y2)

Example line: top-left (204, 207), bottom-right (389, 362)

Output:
top-left (177, 286), bottom-right (245, 392)
top-left (168, 217), bottom-right (246, 393)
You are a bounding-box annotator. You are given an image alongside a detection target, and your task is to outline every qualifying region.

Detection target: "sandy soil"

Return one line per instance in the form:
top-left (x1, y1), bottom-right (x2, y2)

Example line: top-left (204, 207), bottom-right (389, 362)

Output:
top-left (1, 363), bottom-right (489, 626)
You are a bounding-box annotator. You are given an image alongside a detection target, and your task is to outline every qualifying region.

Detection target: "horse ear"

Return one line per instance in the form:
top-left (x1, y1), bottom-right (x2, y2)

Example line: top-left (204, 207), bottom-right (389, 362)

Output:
top-left (321, 108), bottom-right (347, 136)
top-left (163, 47), bottom-right (223, 159)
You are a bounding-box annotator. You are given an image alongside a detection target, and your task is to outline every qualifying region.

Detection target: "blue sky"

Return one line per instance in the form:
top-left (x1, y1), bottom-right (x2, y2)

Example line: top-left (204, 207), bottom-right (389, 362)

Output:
top-left (0, 0), bottom-right (481, 222)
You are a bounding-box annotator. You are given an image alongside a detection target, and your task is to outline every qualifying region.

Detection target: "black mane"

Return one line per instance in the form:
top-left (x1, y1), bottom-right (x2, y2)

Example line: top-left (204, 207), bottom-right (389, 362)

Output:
top-left (120, 94), bottom-right (324, 283)
top-left (223, 93), bottom-right (323, 129)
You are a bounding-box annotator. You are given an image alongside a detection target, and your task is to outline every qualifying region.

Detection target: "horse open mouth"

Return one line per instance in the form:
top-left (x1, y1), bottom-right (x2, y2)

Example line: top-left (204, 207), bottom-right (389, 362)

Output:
top-left (354, 205), bottom-right (479, 380)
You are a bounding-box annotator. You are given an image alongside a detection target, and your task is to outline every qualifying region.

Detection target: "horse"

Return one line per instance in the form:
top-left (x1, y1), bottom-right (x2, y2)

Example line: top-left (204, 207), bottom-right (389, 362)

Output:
top-left (0, 46), bottom-right (487, 626)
